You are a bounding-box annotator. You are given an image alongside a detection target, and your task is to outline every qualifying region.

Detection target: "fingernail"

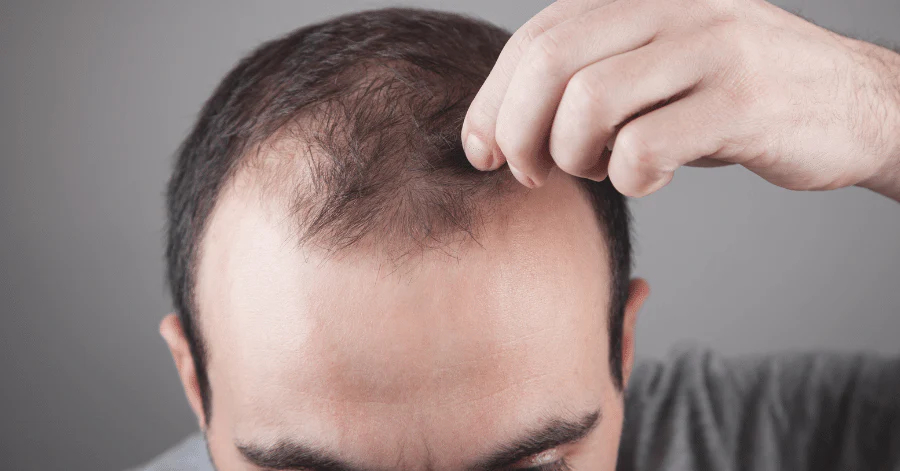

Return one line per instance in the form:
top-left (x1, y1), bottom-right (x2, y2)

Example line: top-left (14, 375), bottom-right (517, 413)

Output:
top-left (465, 134), bottom-right (494, 169)
top-left (508, 163), bottom-right (535, 188)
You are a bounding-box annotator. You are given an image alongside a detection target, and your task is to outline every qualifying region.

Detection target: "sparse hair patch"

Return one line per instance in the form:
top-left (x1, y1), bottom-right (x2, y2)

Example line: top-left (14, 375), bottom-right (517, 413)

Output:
top-left (241, 58), bottom-right (515, 257)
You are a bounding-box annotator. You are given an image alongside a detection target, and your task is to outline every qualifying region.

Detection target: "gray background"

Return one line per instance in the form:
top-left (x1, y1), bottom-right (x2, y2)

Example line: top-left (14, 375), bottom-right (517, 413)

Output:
top-left (2, 0), bottom-right (898, 469)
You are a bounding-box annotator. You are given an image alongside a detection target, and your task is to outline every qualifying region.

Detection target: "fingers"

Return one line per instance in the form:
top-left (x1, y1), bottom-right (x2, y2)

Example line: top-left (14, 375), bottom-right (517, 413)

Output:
top-left (462, 0), bottom-right (617, 172)
top-left (548, 38), bottom-right (706, 181)
top-left (496, 1), bottom-right (668, 187)
top-left (607, 88), bottom-right (734, 197)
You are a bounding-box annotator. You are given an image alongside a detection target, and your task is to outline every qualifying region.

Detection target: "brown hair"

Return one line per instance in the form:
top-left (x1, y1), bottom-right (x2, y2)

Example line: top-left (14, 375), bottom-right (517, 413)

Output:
top-left (165, 7), bottom-right (632, 424)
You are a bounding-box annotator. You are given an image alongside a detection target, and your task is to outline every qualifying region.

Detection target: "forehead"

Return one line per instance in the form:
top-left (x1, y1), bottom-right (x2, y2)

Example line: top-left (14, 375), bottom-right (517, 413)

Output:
top-left (196, 169), bottom-right (613, 467)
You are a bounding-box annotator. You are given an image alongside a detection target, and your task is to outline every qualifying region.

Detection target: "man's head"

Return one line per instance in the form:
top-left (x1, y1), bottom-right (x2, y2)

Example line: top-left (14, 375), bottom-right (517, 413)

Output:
top-left (161, 8), bottom-right (646, 470)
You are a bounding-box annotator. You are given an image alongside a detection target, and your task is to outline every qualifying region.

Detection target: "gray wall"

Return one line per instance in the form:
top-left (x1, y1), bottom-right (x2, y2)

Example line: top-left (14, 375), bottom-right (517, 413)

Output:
top-left (1, 1), bottom-right (898, 470)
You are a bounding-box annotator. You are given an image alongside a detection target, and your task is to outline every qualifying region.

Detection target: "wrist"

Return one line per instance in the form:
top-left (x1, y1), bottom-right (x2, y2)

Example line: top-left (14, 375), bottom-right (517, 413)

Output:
top-left (847, 38), bottom-right (900, 201)
top-left (859, 156), bottom-right (900, 202)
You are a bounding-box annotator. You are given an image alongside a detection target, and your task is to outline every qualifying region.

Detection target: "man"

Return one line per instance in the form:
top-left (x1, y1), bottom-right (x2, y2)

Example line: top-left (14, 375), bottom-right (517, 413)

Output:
top-left (139, 2), bottom-right (900, 470)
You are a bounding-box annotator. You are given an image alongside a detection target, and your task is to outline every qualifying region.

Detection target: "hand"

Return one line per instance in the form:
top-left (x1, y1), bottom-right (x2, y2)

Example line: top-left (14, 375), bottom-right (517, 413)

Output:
top-left (461, 0), bottom-right (900, 199)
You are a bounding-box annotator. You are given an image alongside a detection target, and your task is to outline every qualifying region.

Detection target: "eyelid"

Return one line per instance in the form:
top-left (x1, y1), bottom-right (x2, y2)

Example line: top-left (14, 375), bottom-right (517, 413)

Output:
top-left (511, 448), bottom-right (560, 468)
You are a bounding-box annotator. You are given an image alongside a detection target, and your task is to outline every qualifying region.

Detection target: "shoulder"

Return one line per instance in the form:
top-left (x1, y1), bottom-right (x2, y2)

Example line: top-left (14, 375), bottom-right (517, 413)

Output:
top-left (628, 345), bottom-right (900, 400)
top-left (619, 346), bottom-right (900, 471)
top-left (127, 433), bottom-right (213, 471)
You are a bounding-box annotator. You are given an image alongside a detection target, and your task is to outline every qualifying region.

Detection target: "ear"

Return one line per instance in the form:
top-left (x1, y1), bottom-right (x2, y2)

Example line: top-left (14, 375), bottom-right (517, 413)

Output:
top-left (159, 313), bottom-right (207, 430)
top-left (621, 278), bottom-right (650, 388)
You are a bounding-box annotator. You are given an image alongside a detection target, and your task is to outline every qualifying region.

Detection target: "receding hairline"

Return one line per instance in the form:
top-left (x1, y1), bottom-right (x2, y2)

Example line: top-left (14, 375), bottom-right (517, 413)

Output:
top-left (213, 146), bottom-right (523, 266)
top-left (209, 95), bottom-right (522, 261)
top-left (200, 141), bottom-right (612, 276)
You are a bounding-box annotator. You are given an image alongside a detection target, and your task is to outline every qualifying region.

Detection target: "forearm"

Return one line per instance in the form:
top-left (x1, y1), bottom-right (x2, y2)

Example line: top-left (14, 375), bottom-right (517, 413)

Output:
top-left (849, 38), bottom-right (900, 203)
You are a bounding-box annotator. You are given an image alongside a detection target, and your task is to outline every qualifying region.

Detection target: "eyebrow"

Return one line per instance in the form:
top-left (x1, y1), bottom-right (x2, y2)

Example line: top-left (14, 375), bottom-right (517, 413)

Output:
top-left (467, 409), bottom-right (602, 471)
top-left (236, 409), bottom-right (601, 471)
top-left (237, 441), bottom-right (372, 471)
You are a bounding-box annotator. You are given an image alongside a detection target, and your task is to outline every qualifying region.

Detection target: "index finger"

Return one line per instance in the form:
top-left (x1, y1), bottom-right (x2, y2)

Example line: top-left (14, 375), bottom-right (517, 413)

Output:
top-left (462, 0), bottom-right (617, 171)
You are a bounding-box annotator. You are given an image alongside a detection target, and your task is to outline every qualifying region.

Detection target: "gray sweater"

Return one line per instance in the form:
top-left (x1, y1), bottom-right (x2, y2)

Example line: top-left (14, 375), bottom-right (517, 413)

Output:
top-left (132, 348), bottom-right (900, 470)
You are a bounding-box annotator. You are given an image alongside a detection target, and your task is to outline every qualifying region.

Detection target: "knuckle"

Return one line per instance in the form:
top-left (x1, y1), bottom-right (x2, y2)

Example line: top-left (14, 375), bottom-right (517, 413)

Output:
top-left (706, 20), bottom-right (764, 75)
top-left (568, 70), bottom-right (620, 134)
top-left (706, 24), bottom-right (772, 111)
top-left (494, 122), bottom-right (526, 163)
top-left (700, 0), bottom-right (739, 18)
top-left (726, 24), bottom-right (761, 65)
top-left (512, 21), bottom-right (550, 58)
top-left (527, 32), bottom-right (566, 74)
top-left (511, 0), bottom-right (575, 53)
top-left (617, 127), bottom-right (663, 173)
top-left (465, 102), bottom-right (499, 136)
top-left (521, 22), bottom-right (548, 44)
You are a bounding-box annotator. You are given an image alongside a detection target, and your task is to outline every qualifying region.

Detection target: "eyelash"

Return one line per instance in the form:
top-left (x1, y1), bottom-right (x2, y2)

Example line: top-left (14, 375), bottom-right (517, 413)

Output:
top-left (519, 458), bottom-right (571, 471)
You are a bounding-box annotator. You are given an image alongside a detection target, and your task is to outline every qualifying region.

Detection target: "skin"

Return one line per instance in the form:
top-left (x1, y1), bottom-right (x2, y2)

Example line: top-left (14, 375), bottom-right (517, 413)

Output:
top-left (161, 168), bottom-right (650, 471)
top-left (161, 0), bottom-right (900, 468)
top-left (461, 0), bottom-right (900, 202)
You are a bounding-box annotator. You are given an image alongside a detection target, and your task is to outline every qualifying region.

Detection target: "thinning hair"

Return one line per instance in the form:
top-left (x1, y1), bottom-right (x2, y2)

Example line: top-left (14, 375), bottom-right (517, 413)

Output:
top-left (165, 7), bottom-right (632, 424)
